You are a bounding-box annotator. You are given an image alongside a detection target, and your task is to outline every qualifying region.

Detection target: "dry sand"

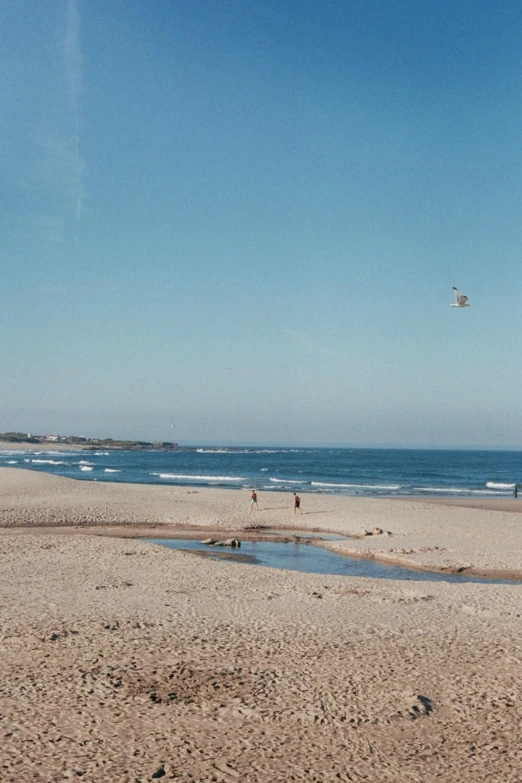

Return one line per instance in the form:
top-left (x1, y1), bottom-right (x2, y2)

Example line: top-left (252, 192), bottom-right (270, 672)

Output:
top-left (1, 467), bottom-right (521, 782)
top-left (0, 441), bottom-right (87, 452)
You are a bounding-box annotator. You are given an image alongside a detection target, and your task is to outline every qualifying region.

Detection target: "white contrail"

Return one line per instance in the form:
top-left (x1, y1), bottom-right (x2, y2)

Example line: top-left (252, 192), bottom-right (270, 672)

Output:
top-left (64, 0), bottom-right (83, 222)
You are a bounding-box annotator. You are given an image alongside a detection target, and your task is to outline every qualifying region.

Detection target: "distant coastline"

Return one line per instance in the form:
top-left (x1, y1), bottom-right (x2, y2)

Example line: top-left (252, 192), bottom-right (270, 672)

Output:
top-left (0, 440), bottom-right (179, 452)
top-left (0, 433), bottom-right (178, 451)
top-left (0, 434), bottom-right (241, 453)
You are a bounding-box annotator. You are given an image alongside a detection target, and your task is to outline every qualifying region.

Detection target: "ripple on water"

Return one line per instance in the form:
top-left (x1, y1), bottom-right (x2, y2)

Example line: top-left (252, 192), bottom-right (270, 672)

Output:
top-left (144, 539), bottom-right (519, 585)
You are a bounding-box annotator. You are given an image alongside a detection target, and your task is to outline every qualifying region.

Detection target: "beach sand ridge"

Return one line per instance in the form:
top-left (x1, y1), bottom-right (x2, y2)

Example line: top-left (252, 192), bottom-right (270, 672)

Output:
top-left (1, 468), bottom-right (521, 781)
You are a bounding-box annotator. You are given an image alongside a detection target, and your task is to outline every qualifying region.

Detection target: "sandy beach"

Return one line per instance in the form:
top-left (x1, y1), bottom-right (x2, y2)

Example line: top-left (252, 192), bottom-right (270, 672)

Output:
top-left (0, 441), bottom-right (88, 452)
top-left (1, 467), bottom-right (521, 781)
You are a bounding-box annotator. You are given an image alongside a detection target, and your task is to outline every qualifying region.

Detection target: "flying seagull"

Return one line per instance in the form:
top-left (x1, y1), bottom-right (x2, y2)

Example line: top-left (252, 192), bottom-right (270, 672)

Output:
top-left (451, 287), bottom-right (470, 307)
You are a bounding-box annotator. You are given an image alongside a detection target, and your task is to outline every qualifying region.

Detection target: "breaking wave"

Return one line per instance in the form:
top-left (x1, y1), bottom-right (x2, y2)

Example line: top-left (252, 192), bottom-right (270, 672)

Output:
top-left (415, 486), bottom-right (499, 495)
top-left (28, 459), bottom-right (65, 465)
top-left (151, 473), bottom-right (245, 481)
top-left (311, 481), bottom-right (402, 490)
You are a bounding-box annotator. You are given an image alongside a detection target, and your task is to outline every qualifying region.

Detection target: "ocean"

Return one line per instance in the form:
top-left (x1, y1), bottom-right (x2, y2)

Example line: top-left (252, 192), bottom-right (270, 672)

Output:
top-left (1, 446), bottom-right (521, 498)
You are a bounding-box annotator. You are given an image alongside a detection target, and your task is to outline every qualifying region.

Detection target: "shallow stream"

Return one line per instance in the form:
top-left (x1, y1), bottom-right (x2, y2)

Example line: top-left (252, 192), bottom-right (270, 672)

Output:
top-left (146, 537), bottom-right (519, 584)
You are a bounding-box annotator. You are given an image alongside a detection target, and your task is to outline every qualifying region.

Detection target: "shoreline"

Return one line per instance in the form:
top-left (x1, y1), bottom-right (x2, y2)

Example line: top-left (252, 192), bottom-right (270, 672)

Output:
top-left (1, 467), bottom-right (522, 780)
top-left (1, 467), bottom-right (521, 578)
top-left (0, 440), bottom-right (88, 451)
top-left (397, 495), bottom-right (522, 513)
top-left (2, 449), bottom-right (522, 509)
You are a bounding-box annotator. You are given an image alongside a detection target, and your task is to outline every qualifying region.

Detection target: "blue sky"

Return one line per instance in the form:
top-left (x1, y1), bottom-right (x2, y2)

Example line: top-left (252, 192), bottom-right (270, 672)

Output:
top-left (2, 0), bottom-right (522, 447)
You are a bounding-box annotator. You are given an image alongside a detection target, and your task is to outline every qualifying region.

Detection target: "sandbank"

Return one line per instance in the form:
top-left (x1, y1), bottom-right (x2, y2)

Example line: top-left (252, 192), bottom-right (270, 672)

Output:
top-left (1, 467), bottom-right (521, 781)
top-left (399, 495), bottom-right (522, 513)
top-left (0, 440), bottom-right (88, 451)
top-left (1, 467), bottom-right (521, 577)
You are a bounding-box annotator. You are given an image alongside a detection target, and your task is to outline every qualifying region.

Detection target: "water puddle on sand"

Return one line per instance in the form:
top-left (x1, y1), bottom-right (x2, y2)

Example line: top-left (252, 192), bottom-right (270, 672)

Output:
top-left (145, 537), bottom-right (520, 584)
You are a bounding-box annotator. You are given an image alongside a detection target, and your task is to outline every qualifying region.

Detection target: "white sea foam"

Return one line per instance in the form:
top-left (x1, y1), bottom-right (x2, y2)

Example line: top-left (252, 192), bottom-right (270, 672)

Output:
top-left (104, 468), bottom-right (121, 473)
top-left (311, 481), bottom-right (402, 490)
top-left (196, 449), bottom-right (229, 454)
top-left (7, 460), bottom-right (18, 464)
top-left (78, 460), bottom-right (93, 465)
top-left (30, 459), bottom-right (65, 465)
top-left (94, 451), bottom-right (110, 455)
top-left (486, 482), bottom-right (516, 489)
top-left (416, 487), bottom-right (499, 495)
top-left (195, 447), bottom-right (289, 455)
top-left (269, 478), bottom-right (302, 484)
top-left (41, 450), bottom-right (75, 455)
top-left (80, 465), bottom-right (93, 471)
top-left (150, 473), bottom-right (245, 481)
top-left (260, 468), bottom-right (268, 471)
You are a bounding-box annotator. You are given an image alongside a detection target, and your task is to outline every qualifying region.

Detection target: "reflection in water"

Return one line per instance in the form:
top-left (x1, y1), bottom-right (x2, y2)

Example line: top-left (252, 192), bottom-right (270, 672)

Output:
top-left (145, 538), bottom-right (518, 585)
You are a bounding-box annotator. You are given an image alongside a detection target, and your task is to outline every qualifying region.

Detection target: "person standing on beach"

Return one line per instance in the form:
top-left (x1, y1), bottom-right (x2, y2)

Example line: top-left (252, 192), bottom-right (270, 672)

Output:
top-left (514, 486), bottom-right (518, 499)
top-left (293, 492), bottom-right (301, 514)
top-left (250, 490), bottom-right (258, 510)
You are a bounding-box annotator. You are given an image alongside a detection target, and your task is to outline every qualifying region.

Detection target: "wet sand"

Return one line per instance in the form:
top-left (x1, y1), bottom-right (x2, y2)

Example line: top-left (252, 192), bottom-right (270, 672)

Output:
top-left (1, 467), bottom-right (521, 577)
top-left (400, 495), bottom-right (522, 513)
top-left (1, 467), bottom-right (521, 782)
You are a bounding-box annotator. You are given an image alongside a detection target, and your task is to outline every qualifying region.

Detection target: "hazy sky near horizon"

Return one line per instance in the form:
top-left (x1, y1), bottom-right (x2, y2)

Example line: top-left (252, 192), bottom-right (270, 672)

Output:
top-left (2, 1), bottom-right (522, 448)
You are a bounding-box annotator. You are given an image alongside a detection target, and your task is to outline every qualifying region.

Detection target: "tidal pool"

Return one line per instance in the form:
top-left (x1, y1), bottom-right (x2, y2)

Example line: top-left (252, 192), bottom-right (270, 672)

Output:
top-left (145, 538), bottom-right (519, 584)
